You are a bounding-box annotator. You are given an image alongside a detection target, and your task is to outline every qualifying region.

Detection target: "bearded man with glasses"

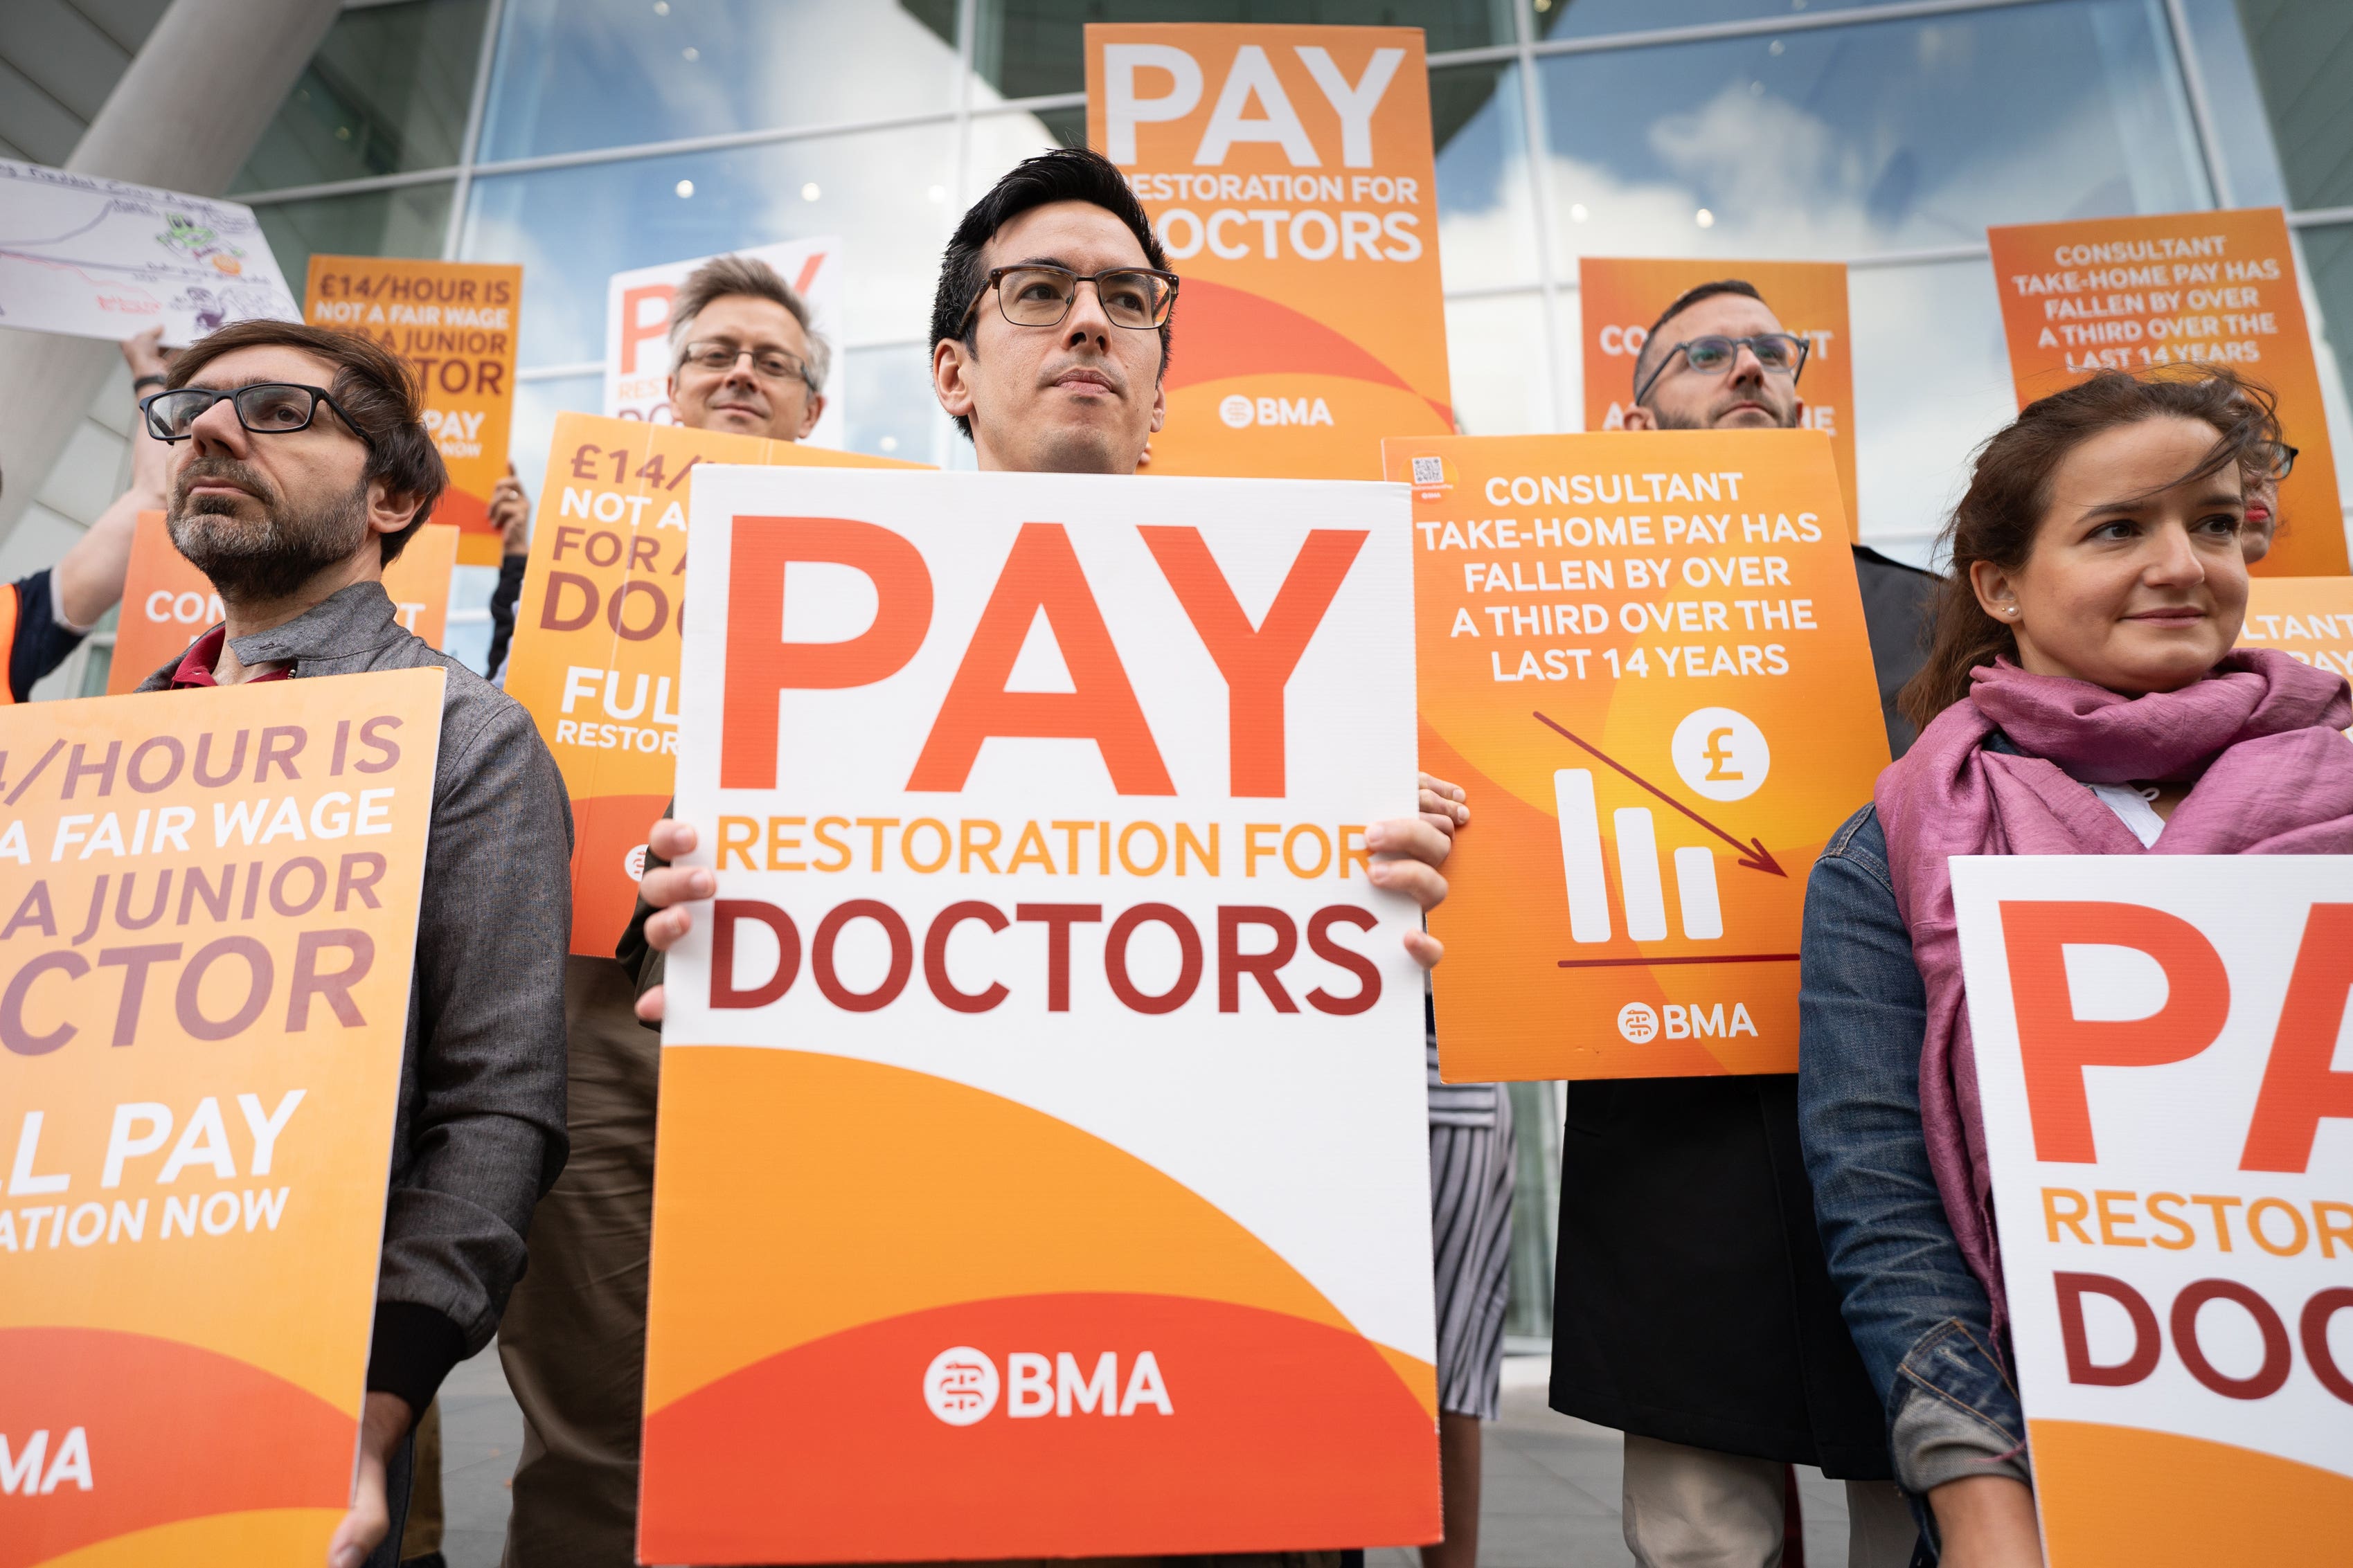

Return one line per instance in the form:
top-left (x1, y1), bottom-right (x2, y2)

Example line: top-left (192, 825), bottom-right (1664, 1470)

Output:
top-left (1555, 278), bottom-right (1920, 1568)
top-left (134, 320), bottom-right (573, 1568)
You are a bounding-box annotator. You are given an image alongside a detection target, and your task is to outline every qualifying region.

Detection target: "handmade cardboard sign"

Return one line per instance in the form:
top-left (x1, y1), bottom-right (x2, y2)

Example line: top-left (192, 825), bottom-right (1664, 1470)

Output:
top-left (108, 515), bottom-right (459, 695)
top-left (0, 667), bottom-right (443, 1564)
top-left (305, 255), bottom-right (521, 564)
top-left (1386, 430), bottom-right (1886, 1080)
top-left (1986, 208), bottom-right (2347, 576)
top-left (1578, 257), bottom-right (1857, 533)
top-left (1087, 24), bottom-right (1451, 478)
top-left (637, 466), bottom-right (1437, 1561)
top-left (501, 414), bottom-right (920, 960)
top-left (0, 159), bottom-right (298, 345)
top-left (1953, 856), bottom-right (2353, 1566)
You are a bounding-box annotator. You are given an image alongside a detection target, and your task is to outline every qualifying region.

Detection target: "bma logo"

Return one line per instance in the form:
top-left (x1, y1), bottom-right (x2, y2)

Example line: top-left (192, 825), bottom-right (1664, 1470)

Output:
top-left (922, 1346), bottom-right (1174, 1425)
top-left (1616, 1002), bottom-right (1658, 1043)
top-left (1219, 393), bottom-right (1336, 429)
top-left (922, 1346), bottom-right (999, 1425)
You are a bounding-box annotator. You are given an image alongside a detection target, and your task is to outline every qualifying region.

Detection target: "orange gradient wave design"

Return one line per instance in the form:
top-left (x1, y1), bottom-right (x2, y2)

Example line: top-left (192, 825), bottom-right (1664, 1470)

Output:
top-left (1388, 431), bottom-right (1886, 1080)
top-left (0, 1328), bottom-right (355, 1568)
top-left (1164, 278), bottom-right (1453, 427)
top-left (2028, 1419), bottom-right (2353, 1565)
top-left (643, 1048), bottom-right (1432, 1415)
top-left (641, 1292), bottom-right (1441, 1563)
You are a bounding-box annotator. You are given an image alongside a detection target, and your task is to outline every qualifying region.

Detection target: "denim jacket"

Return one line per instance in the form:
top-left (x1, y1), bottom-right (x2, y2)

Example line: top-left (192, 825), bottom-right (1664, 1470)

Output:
top-left (1797, 804), bottom-right (2030, 1504)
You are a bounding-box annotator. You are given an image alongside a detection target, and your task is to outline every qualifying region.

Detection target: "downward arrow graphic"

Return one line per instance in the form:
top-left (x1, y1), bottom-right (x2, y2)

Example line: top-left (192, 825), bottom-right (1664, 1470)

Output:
top-left (1532, 711), bottom-right (1786, 877)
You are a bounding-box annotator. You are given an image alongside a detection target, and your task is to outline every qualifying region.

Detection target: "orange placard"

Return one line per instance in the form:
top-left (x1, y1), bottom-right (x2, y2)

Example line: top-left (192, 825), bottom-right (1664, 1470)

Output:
top-left (2238, 575), bottom-right (2353, 692)
top-left (1087, 24), bottom-right (1452, 478)
top-left (502, 413), bottom-right (924, 959)
top-left (107, 514), bottom-right (460, 694)
top-left (1386, 430), bottom-right (1888, 1080)
top-left (305, 255), bottom-right (521, 566)
top-left (1986, 208), bottom-right (2347, 576)
top-left (1579, 258), bottom-right (1857, 534)
top-left (0, 667), bottom-right (444, 1564)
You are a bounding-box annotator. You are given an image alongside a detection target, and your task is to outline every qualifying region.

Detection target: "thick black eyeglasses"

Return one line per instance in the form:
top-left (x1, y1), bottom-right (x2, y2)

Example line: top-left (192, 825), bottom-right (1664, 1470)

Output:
top-left (1633, 333), bottom-right (1809, 405)
top-left (141, 383), bottom-right (375, 450)
top-left (2256, 441), bottom-right (2300, 481)
top-left (965, 264), bottom-right (1179, 331)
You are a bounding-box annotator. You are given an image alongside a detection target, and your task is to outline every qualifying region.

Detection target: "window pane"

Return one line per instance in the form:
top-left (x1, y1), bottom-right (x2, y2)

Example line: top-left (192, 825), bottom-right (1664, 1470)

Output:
top-left (1535, 0), bottom-right (2208, 262)
top-left (1537, 0), bottom-right (1886, 39)
top-left (1847, 256), bottom-right (2015, 562)
top-left (256, 184), bottom-right (456, 305)
top-left (2179, 0), bottom-right (2288, 209)
top-left (463, 127), bottom-right (954, 368)
top-left (2285, 222), bottom-right (2353, 484)
top-left (447, 564), bottom-right (499, 675)
top-left (1434, 62), bottom-right (1538, 291)
top-left (969, 0), bottom-right (1516, 102)
top-left (845, 343), bottom-right (961, 465)
top-left (2230, 0), bottom-right (2353, 209)
top-left (1447, 291), bottom-right (1555, 435)
top-left (233, 0), bottom-right (487, 191)
top-left (480, 0), bottom-right (960, 162)
top-left (508, 372), bottom-right (605, 518)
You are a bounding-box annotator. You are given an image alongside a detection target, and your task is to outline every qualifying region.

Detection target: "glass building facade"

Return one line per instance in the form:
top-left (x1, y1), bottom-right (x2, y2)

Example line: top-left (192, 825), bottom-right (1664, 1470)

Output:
top-left (224, 0), bottom-right (2353, 1338)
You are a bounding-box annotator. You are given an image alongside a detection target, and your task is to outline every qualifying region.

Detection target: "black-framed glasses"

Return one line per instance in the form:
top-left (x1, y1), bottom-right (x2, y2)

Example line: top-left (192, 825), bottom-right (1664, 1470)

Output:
top-left (677, 340), bottom-right (820, 392)
top-left (965, 264), bottom-right (1179, 331)
top-left (2255, 441), bottom-right (2300, 481)
top-left (141, 383), bottom-right (375, 450)
top-left (1633, 333), bottom-right (1809, 405)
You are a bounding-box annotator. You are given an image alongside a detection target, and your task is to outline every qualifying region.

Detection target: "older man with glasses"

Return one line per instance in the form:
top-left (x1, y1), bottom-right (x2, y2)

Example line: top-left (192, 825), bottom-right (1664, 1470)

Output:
top-left (1557, 279), bottom-right (1920, 1568)
top-left (492, 249), bottom-right (836, 1568)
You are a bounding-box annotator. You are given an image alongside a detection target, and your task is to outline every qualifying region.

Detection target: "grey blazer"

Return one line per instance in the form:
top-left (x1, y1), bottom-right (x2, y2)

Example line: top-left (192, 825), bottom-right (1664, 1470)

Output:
top-left (141, 579), bottom-right (572, 1410)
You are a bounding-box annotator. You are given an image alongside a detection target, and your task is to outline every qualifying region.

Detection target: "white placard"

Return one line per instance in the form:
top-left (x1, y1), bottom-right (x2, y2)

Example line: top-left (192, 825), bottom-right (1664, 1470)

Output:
top-left (602, 237), bottom-right (843, 449)
top-left (0, 159), bottom-right (298, 344)
top-left (1954, 855), bottom-right (2353, 1562)
top-left (639, 465), bottom-right (1440, 1559)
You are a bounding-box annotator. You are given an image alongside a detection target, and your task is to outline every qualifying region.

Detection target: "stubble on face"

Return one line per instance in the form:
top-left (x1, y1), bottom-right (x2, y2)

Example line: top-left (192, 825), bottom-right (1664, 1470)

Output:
top-left (958, 201), bottom-right (1165, 475)
top-left (1634, 295), bottom-right (1802, 431)
top-left (170, 457), bottom-right (373, 604)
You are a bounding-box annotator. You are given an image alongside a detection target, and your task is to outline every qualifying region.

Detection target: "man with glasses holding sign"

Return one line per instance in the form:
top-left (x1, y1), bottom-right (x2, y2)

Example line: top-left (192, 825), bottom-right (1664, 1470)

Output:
top-left (1553, 280), bottom-right (1920, 1568)
top-left (494, 251), bottom-right (840, 1565)
top-left (133, 319), bottom-right (572, 1568)
top-left (620, 148), bottom-right (1467, 1566)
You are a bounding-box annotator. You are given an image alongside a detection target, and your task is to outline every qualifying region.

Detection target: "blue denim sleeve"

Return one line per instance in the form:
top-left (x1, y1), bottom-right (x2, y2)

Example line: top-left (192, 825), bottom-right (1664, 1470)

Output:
top-left (1798, 806), bottom-right (2028, 1495)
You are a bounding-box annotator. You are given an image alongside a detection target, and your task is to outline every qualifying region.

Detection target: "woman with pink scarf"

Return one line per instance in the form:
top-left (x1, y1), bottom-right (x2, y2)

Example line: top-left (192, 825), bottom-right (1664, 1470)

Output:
top-left (1796, 366), bottom-right (2353, 1567)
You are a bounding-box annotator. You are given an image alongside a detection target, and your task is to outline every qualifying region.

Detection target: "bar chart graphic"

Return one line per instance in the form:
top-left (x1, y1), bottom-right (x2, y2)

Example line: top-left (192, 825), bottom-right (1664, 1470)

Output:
top-left (1553, 768), bottom-right (1725, 944)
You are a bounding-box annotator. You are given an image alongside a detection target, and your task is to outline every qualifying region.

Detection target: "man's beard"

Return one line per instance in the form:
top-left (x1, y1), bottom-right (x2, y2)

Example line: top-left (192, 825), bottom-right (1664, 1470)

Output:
top-left (169, 460), bottom-right (371, 604)
top-left (1649, 395), bottom-right (1798, 431)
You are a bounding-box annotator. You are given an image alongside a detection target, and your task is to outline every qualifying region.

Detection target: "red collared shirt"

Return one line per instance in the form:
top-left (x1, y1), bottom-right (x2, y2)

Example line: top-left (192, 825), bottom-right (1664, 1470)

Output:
top-left (167, 625), bottom-right (292, 688)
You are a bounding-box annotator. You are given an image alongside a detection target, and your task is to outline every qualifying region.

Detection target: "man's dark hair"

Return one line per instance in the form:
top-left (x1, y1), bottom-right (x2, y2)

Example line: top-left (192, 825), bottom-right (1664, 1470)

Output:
top-left (167, 318), bottom-right (447, 564)
top-left (1631, 278), bottom-right (1769, 406)
top-left (929, 146), bottom-right (1173, 438)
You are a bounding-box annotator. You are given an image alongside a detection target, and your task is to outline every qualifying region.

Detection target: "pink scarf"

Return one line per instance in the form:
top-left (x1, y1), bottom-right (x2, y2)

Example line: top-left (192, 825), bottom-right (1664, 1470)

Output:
top-left (1873, 649), bottom-right (2353, 1324)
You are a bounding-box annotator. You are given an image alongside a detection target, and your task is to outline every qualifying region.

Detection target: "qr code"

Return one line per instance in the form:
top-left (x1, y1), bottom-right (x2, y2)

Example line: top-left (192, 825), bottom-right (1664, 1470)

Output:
top-left (1411, 456), bottom-right (1444, 485)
